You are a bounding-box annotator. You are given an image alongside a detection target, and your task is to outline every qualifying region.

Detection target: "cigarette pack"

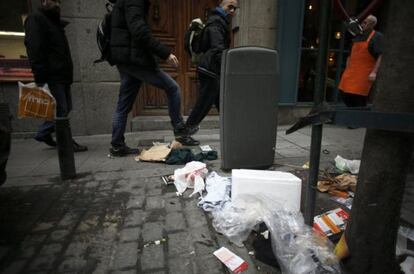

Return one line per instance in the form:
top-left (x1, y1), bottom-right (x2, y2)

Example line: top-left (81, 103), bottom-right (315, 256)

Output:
top-left (213, 247), bottom-right (248, 273)
top-left (313, 208), bottom-right (349, 238)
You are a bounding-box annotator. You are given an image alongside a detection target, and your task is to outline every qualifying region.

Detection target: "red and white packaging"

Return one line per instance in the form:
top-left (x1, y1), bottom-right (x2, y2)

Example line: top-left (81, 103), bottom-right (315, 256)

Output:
top-left (213, 247), bottom-right (248, 273)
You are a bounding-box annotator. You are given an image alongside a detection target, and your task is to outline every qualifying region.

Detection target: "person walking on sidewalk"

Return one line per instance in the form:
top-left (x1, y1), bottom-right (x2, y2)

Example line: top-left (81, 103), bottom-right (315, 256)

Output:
top-left (338, 15), bottom-right (383, 108)
top-left (24, 0), bottom-right (88, 152)
top-left (109, 0), bottom-right (193, 156)
top-left (183, 0), bottom-right (239, 144)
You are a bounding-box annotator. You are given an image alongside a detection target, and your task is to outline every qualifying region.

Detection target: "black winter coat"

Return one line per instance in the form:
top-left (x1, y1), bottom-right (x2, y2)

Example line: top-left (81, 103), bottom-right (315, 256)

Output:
top-left (110, 0), bottom-right (171, 70)
top-left (24, 9), bottom-right (73, 84)
top-left (198, 9), bottom-right (231, 77)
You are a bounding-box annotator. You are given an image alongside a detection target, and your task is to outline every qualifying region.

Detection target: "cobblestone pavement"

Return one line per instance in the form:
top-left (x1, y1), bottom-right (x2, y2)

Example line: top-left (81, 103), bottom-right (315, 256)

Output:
top-left (0, 126), bottom-right (365, 273)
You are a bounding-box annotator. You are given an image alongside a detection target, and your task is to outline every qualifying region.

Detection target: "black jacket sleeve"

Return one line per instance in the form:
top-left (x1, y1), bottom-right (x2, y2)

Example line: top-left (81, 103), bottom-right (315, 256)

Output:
top-left (208, 24), bottom-right (227, 69)
top-left (24, 14), bottom-right (48, 84)
top-left (198, 23), bottom-right (227, 75)
top-left (124, 0), bottom-right (171, 60)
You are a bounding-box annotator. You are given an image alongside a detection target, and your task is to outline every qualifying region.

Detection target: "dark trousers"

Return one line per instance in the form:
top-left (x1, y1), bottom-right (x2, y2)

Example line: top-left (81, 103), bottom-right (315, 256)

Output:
top-left (0, 104), bottom-right (11, 185)
top-left (35, 84), bottom-right (72, 139)
top-left (111, 65), bottom-right (184, 147)
top-left (186, 73), bottom-right (220, 127)
top-left (340, 90), bottom-right (368, 107)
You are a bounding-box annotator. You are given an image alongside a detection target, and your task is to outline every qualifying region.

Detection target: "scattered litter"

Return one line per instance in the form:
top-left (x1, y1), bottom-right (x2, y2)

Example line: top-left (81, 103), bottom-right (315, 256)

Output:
top-left (166, 148), bottom-right (195, 165)
top-left (135, 141), bottom-right (182, 162)
top-left (302, 161), bottom-right (310, 169)
top-left (200, 145), bottom-right (213, 152)
top-left (190, 250), bottom-right (196, 255)
top-left (107, 154), bottom-right (114, 159)
top-left (328, 190), bottom-right (349, 198)
top-left (334, 155), bottom-right (361, 174)
top-left (261, 230), bottom-right (269, 240)
top-left (313, 208), bottom-right (349, 239)
top-left (400, 256), bottom-right (414, 274)
top-left (161, 175), bottom-right (174, 185)
top-left (397, 226), bottom-right (414, 258)
top-left (330, 196), bottom-right (353, 210)
top-left (248, 251), bottom-right (255, 256)
top-left (198, 172), bottom-right (231, 212)
top-left (399, 226), bottom-right (414, 242)
top-left (143, 238), bottom-right (167, 248)
top-left (212, 195), bottom-right (340, 273)
top-left (323, 149), bottom-right (330, 155)
top-left (334, 234), bottom-right (350, 260)
top-left (173, 161), bottom-right (208, 197)
top-left (252, 230), bottom-right (279, 268)
top-left (318, 173), bottom-right (357, 193)
top-left (214, 247), bottom-right (249, 273)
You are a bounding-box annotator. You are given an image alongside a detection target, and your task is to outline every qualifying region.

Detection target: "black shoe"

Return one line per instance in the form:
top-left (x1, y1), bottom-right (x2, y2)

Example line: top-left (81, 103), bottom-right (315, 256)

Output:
top-left (176, 136), bottom-right (200, 146)
top-left (173, 122), bottom-right (188, 137)
top-left (73, 141), bottom-right (88, 152)
top-left (109, 145), bottom-right (140, 157)
top-left (186, 124), bottom-right (200, 136)
top-left (34, 134), bottom-right (56, 147)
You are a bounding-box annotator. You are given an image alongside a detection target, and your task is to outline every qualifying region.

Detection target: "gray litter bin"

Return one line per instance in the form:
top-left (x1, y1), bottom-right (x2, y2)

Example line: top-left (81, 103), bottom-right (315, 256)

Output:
top-left (220, 47), bottom-right (279, 170)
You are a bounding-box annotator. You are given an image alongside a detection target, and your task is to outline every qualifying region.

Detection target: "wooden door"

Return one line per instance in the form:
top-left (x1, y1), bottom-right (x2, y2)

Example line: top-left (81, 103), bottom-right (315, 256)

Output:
top-left (132, 0), bottom-right (219, 117)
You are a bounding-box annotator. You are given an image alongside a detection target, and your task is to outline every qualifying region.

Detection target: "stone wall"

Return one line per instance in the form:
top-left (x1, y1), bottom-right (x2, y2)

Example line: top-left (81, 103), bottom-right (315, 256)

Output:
top-left (233, 0), bottom-right (278, 49)
top-left (60, 0), bottom-right (121, 136)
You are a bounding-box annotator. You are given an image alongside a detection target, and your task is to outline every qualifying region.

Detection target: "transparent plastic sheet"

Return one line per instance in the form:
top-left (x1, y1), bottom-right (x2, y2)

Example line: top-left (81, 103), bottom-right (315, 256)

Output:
top-left (212, 195), bottom-right (340, 274)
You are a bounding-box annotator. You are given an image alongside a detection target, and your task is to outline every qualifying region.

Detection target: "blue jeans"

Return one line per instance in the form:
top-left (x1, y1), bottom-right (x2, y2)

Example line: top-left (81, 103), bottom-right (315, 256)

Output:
top-left (35, 84), bottom-right (72, 139)
top-left (111, 65), bottom-right (184, 147)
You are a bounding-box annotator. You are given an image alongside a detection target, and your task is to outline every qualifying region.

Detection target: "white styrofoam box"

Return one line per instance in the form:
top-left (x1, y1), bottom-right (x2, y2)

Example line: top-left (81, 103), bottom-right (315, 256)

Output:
top-left (232, 169), bottom-right (302, 211)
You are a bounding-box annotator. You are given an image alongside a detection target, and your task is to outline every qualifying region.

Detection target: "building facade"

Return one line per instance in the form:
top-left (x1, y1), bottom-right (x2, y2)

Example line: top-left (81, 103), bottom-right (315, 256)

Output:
top-left (0, 0), bottom-right (385, 136)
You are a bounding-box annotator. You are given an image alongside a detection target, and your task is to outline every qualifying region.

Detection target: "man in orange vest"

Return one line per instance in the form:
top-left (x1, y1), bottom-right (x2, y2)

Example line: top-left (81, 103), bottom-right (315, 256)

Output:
top-left (339, 15), bottom-right (383, 107)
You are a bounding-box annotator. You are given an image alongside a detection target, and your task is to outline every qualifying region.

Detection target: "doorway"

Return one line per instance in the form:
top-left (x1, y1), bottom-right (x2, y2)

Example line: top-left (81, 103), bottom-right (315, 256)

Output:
top-left (132, 0), bottom-right (219, 117)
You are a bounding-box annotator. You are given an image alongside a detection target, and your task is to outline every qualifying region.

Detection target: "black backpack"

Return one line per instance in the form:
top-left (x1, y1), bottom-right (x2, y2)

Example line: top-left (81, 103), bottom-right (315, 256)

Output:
top-left (184, 18), bottom-right (206, 64)
top-left (95, 2), bottom-right (115, 65)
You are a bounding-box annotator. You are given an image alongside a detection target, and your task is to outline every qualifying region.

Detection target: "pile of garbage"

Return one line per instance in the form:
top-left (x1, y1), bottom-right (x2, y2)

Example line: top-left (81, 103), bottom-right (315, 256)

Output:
top-left (169, 162), bottom-right (340, 274)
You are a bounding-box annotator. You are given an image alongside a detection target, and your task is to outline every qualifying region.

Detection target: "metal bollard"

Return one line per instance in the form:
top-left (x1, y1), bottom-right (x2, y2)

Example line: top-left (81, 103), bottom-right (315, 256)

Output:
top-left (0, 103), bottom-right (12, 185)
top-left (55, 117), bottom-right (76, 180)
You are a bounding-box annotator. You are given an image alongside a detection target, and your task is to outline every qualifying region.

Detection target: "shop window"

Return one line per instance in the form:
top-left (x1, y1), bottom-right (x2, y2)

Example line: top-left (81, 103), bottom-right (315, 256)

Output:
top-left (298, 0), bottom-right (384, 103)
top-left (0, 0), bottom-right (33, 81)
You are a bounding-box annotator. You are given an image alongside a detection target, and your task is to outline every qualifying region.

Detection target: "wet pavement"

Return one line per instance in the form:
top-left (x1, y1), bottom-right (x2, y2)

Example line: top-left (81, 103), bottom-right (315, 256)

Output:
top-left (0, 126), bottom-right (366, 273)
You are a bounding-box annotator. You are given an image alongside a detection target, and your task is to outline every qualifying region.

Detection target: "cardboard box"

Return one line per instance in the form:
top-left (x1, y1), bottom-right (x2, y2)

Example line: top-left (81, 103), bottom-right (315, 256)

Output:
top-left (214, 247), bottom-right (248, 273)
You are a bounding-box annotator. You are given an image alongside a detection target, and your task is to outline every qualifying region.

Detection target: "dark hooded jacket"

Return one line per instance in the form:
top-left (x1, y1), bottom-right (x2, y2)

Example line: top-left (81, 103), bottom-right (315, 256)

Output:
top-left (198, 9), bottom-right (231, 77)
top-left (110, 0), bottom-right (171, 70)
top-left (24, 9), bottom-right (74, 84)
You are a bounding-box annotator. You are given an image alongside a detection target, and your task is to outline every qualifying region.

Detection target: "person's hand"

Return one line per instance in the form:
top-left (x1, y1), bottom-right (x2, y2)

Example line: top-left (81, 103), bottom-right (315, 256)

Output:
top-left (368, 72), bottom-right (377, 82)
top-left (167, 54), bottom-right (179, 68)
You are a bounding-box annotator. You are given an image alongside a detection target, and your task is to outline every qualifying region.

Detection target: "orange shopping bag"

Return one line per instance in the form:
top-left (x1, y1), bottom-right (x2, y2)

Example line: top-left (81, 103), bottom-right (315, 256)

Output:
top-left (18, 82), bottom-right (56, 121)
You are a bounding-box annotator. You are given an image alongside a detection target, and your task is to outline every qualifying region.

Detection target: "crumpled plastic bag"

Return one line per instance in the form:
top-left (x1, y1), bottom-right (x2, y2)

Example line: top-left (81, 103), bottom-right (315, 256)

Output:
top-left (335, 155), bottom-right (361, 174)
top-left (173, 161), bottom-right (208, 197)
top-left (197, 172), bottom-right (231, 212)
top-left (212, 195), bottom-right (340, 274)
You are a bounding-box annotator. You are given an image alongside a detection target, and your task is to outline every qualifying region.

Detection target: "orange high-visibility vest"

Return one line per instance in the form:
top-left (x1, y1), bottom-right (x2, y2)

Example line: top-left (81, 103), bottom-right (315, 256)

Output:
top-left (339, 31), bottom-right (377, 96)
